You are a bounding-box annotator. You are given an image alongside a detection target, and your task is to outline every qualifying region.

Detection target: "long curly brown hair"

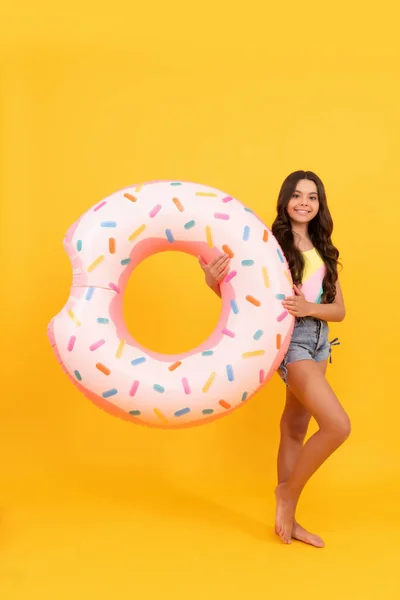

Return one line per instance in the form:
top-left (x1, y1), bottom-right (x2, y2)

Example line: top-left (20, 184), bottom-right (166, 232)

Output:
top-left (271, 170), bottom-right (340, 304)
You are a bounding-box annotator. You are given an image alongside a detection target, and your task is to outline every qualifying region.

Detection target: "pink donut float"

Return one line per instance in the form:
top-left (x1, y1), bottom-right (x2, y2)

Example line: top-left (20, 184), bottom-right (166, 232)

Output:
top-left (48, 181), bottom-right (294, 428)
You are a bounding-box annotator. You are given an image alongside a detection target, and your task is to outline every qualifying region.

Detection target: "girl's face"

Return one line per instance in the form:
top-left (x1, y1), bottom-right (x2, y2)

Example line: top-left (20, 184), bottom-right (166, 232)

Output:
top-left (286, 179), bottom-right (319, 224)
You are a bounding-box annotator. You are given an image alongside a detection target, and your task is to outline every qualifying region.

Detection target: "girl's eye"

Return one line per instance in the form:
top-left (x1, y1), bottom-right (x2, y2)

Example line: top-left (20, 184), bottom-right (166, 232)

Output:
top-left (292, 193), bottom-right (317, 200)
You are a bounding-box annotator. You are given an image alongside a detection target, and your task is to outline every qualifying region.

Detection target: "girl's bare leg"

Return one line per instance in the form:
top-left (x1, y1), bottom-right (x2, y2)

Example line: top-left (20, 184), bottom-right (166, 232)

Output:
top-left (275, 360), bottom-right (351, 544)
top-left (277, 360), bottom-right (328, 547)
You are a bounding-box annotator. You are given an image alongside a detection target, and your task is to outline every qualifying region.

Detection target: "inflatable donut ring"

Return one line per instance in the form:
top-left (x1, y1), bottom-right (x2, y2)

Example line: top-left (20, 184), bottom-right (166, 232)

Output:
top-left (48, 181), bottom-right (294, 428)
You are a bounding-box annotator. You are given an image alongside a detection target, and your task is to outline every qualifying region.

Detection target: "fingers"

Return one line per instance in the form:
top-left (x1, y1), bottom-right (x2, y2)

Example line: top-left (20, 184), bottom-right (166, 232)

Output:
top-left (199, 253), bottom-right (230, 282)
top-left (218, 266), bottom-right (230, 281)
top-left (282, 299), bottom-right (298, 316)
top-left (293, 285), bottom-right (304, 296)
top-left (282, 305), bottom-right (298, 316)
top-left (209, 254), bottom-right (230, 268)
top-left (282, 297), bottom-right (297, 306)
top-left (209, 254), bottom-right (230, 278)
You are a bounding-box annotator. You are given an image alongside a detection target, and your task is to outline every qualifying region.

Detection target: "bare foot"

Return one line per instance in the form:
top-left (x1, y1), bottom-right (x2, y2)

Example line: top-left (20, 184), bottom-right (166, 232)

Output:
top-left (275, 483), bottom-right (297, 544)
top-left (292, 521), bottom-right (324, 548)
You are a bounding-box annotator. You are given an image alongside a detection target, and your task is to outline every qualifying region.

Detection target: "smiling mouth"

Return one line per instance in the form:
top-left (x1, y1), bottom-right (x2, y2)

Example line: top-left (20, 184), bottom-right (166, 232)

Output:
top-left (294, 209), bottom-right (311, 214)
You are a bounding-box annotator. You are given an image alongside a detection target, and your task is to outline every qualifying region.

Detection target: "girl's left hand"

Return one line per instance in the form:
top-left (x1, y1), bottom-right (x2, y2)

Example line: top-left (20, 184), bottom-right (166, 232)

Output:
top-left (282, 285), bottom-right (312, 318)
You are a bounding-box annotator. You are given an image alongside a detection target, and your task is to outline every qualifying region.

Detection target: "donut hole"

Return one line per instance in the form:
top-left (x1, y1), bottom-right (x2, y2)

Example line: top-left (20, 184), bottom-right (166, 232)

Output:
top-left (123, 251), bottom-right (222, 355)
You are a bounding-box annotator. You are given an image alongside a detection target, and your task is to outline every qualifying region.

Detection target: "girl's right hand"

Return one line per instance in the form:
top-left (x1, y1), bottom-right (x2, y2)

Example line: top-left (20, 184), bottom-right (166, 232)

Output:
top-left (198, 254), bottom-right (231, 290)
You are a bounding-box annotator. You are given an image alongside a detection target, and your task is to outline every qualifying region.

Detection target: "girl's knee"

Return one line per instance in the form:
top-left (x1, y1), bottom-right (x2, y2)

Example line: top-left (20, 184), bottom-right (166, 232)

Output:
top-left (339, 413), bottom-right (351, 440)
top-left (324, 412), bottom-right (351, 443)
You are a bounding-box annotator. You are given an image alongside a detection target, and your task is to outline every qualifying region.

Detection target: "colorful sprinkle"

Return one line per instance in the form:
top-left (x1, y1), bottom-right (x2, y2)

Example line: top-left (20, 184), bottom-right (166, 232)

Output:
top-left (153, 384), bottom-right (165, 393)
top-left (222, 244), bottom-right (234, 258)
top-left (230, 299), bottom-right (239, 314)
top-left (284, 270), bottom-right (292, 285)
top-left (74, 370), bottom-right (82, 381)
top-left (275, 294), bottom-right (285, 300)
top-left (154, 408), bottom-right (168, 423)
top-left (102, 388), bottom-right (118, 398)
top-left (77, 240), bottom-right (82, 252)
top-left (241, 392), bottom-right (248, 401)
top-left (254, 330), bottom-right (264, 340)
top-left (277, 248), bottom-right (285, 263)
top-left (206, 226), bottom-right (213, 248)
top-left (166, 229), bottom-right (175, 243)
top-left (68, 309), bottom-right (81, 327)
top-left (129, 410), bottom-right (141, 416)
top-left (246, 295), bottom-right (261, 307)
top-left (130, 381), bottom-right (139, 396)
top-left (242, 350), bottom-right (265, 358)
top-left (135, 183), bottom-right (144, 192)
top-left (262, 266), bottom-right (270, 288)
top-left (169, 361), bottom-right (182, 372)
top-left (170, 182), bottom-right (182, 186)
top-left (149, 204), bottom-right (162, 218)
top-left (201, 351), bottom-right (214, 356)
top-left (203, 372), bottom-right (216, 393)
top-left (277, 311), bottom-right (288, 322)
top-left (196, 192), bottom-right (217, 197)
top-left (222, 196), bottom-right (233, 203)
top-left (214, 212), bottom-right (230, 220)
top-left (225, 270), bottom-right (237, 283)
top-left (67, 336), bottom-right (76, 351)
top-left (219, 400), bottom-right (231, 409)
top-left (131, 357), bottom-right (146, 366)
top-left (222, 328), bottom-right (235, 338)
top-left (85, 287), bottom-right (95, 301)
top-left (109, 283), bottom-right (120, 293)
top-left (172, 197), bottom-right (184, 211)
top-left (244, 207), bottom-right (253, 213)
top-left (94, 201), bottom-right (106, 211)
top-left (109, 238), bottom-right (116, 254)
top-left (124, 193), bottom-right (137, 202)
top-left (184, 220), bottom-right (196, 230)
top-left (175, 407), bottom-right (191, 417)
top-left (263, 230), bottom-right (269, 242)
top-left (97, 317), bottom-right (109, 324)
top-left (96, 363), bottom-right (111, 376)
top-left (259, 370), bottom-right (265, 383)
top-left (226, 365), bottom-right (234, 382)
top-left (101, 221), bottom-right (117, 228)
top-left (129, 224), bottom-right (146, 241)
top-left (182, 378), bottom-right (191, 394)
top-left (90, 339), bottom-right (105, 351)
top-left (241, 260), bottom-right (254, 266)
top-left (243, 226), bottom-right (250, 241)
top-left (87, 255), bottom-right (105, 272)
top-left (202, 409), bottom-right (214, 415)
top-left (276, 334), bottom-right (282, 349)
top-left (116, 340), bottom-right (125, 358)
top-left (121, 258), bottom-right (131, 265)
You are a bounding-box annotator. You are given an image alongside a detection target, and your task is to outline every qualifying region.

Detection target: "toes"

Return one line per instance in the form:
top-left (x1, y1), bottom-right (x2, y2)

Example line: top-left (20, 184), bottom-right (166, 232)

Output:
top-left (283, 531), bottom-right (289, 543)
top-left (278, 525), bottom-right (292, 544)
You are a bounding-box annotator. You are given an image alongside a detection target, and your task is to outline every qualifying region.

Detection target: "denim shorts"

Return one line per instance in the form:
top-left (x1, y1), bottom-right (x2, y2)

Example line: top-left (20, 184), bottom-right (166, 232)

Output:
top-left (279, 317), bottom-right (340, 386)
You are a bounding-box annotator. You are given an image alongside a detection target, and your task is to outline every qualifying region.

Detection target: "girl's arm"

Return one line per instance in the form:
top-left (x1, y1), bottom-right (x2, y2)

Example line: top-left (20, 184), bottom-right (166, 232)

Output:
top-left (308, 279), bottom-right (346, 322)
top-left (282, 280), bottom-right (346, 322)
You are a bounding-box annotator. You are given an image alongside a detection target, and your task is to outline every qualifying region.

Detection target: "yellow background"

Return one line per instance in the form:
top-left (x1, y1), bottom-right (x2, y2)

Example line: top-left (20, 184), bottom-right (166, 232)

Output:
top-left (1, 1), bottom-right (400, 598)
